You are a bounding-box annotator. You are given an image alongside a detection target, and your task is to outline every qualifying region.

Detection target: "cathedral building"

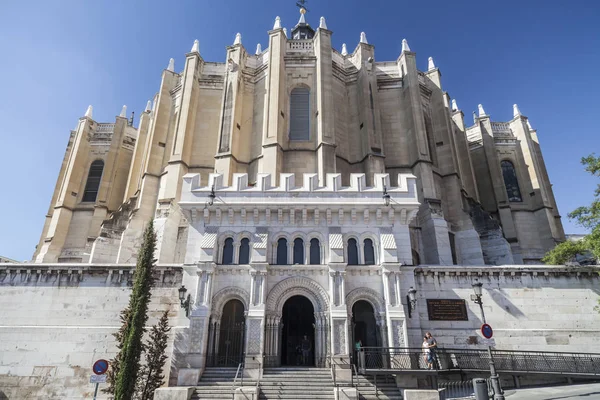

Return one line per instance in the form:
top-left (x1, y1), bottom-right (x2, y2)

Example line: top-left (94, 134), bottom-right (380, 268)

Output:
top-left (26, 8), bottom-right (569, 387)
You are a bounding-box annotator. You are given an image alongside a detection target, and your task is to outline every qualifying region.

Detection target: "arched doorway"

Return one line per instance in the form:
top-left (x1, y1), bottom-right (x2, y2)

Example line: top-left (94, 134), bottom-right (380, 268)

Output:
top-left (352, 300), bottom-right (379, 365)
top-left (281, 295), bottom-right (315, 366)
top-left (208, 299), bottom-right (245, 366)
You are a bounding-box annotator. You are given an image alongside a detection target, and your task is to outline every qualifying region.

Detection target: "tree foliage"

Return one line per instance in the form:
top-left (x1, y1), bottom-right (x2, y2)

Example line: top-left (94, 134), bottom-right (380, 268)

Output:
top-left (104, 307), bottom-right (131, 395)
top-left (114, 221), bottom-right (157, 400)
top-left (543, 154), bottom-right (600, 264)
top-left (135, 310), bottom-right (171, 400)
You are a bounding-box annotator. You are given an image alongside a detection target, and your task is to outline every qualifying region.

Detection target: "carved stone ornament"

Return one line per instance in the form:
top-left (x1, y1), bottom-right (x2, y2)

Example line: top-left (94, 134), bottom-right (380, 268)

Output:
top-left (266, 276), bottom-right (330, 313)
top-left (211, 286), bottom-right (250, 316)
top-left (345, 287), bottom-right (386, 314)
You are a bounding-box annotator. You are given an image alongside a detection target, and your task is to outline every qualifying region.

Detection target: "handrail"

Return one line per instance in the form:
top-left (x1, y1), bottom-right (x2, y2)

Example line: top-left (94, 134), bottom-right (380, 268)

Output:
top-left (350, 363), bottom-right (358, 390)
top-left (330, 356), bottom-right (337, 388)
top-left (231, 362), bottom-right (244, 400)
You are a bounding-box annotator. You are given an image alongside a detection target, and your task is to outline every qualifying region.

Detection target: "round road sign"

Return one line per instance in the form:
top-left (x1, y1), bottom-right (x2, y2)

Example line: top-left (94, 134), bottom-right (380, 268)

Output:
top-left (481, 323), bottom-right (493, 339)
top-left (93, 359), bottom-right (109, 375)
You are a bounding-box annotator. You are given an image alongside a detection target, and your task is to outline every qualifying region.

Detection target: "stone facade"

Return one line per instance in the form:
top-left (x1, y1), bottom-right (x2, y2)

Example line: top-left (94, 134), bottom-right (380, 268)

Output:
top-left (9, 8), bottom-right (583, 400)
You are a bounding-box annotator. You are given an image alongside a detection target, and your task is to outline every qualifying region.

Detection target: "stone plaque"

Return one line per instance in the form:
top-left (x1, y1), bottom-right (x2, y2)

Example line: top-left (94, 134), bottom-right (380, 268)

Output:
top-left (426, 299), bottom-right (468, 321)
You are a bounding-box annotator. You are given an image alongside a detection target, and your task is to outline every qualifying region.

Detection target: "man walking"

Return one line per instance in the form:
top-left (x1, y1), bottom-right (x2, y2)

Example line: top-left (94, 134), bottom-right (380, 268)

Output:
top-left (425, 332), bottom-right (438, 369)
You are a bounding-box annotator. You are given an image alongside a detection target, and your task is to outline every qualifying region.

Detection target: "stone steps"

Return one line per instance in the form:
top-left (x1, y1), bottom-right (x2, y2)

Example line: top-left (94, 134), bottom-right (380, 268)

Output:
top-left (191, 367), bottom-right (252, 400)
top-left (355, 375), bottom-right (403, 400)
top-left (259, 368), bottom-right (334, 400)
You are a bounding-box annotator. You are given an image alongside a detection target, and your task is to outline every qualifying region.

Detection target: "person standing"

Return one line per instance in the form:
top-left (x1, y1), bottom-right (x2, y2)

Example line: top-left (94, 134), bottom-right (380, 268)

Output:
top-left (301, 335), bottom-right (312, 366)
top-left (422, 336), bottom-right (431, 369)
top-left (425, 332), bottom-right (437, 369)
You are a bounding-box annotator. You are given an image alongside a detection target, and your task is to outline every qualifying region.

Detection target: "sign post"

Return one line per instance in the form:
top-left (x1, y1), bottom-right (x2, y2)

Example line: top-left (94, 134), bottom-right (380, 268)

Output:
top-left (91, 359), bottom-right (109, 400)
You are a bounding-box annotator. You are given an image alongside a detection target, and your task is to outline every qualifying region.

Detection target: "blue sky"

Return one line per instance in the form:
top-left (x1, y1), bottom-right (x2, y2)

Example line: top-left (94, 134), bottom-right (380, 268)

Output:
top-left (0, 0), bottom-right (598, 261)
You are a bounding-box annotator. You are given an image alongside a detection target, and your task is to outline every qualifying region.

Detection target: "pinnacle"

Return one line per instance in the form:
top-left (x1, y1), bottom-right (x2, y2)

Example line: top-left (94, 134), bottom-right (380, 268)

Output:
top-left (84, 105), bottom-right (93, 119)
top-left (167, 58), bottom-right (175, 72)
top-left (478, 104), bottom-right (487, 117)
top-left (341, 43), bottom-right (348, 56)
top-left (255, 43), bottom-right (262, 55)
top-left (513, 104), bottom-right (521, 117)
top-left (319, 17), bottom-right (327, 29)
top-left (451, 99), bottom-right (458, 111)
top-left (119, 105), bottom-right (127, 118)
top-left (402, 38), bottom-right (410, 53)
top-left (360, 32), bottom-right (368, 44)
top-left (145, 100), bottom-right (152, 112)
top-left (428, 57), bottom-right (435, 71)
top-left (233, 33), bottom-right (241, 45)
top-left (190, 39), bottom-right (199, 53)
top-left (273, 16), bottom-right (282, 30)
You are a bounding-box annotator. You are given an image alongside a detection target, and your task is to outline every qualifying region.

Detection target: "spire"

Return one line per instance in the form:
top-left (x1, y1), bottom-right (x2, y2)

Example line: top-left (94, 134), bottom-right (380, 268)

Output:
top-left (319, 16), bottom-right (327, 29)
top-left (119, 105), bottom-right (127, 118)
top-left (513, 104), bottom-right (521, 117)
top-left (233, 33), bottom-right (241, 45)
top-left (298, 9), bottom-right (306, 24)
top-left (167, 58), bottom-right (175, 72)
top-left (402, 39), bottom-right (410, 52)
top-left (341, 43), bottom-right (348, 56)
top-left (478, 104), bottom-right (487, 117)
top-left (273, 16), bottom-right (282, 30)
top-left (190, 39), bottom-right (199, 53)
top-left (255, 43), bottom-right (262, 55)
top-left (428, 57), bottom-right (435, 71)
top-left (145, 100), bottom-right (152, 112)
top-left (451, 99), bottom-right (458, 111)
top-left (360, 32), bottom-right (368, 44)
top-left (84, 105), bottom-right (93, 119)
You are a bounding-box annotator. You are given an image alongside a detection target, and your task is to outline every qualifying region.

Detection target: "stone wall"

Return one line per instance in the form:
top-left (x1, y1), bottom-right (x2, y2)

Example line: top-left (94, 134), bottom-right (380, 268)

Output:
top-left (402, 265), bottom-right (600, 352)
top-left (0, 264), bottom-right (183, 400)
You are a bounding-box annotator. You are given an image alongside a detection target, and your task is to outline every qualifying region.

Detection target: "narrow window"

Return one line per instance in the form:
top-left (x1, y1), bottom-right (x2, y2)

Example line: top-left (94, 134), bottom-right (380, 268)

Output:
top-left (82, 160), bottom-right (104, 202)
top-left (293, 238), bottom-right (304, 264)
top-left (277, 238), bottom-right (288, 265)
top-left (239, 238), bottom-right (250, 264)
top-left (222, 238), bottom-right (234, 265)
top-left (219, 82), bottom-right (233, 152)
top-left (309, 238), bottom-right (320, 265)
top-left (289, 88), bottom-right (310, 141)
top-left (501, 160), bottom-right (522, 202)
top-left (348, 238), bottom-right (359, 265)
top-left (364, 239), bottom-right (375, 265)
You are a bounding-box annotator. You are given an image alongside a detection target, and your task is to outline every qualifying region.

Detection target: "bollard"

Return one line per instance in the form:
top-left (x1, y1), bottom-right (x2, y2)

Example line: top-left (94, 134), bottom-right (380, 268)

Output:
top-left (473, 378), bottom-right (489, 400)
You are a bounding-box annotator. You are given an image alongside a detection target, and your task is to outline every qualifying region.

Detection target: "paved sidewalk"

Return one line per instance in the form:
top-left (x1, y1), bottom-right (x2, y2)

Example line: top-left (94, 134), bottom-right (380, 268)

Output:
top-left (505, 383), bottom-right (600, 400)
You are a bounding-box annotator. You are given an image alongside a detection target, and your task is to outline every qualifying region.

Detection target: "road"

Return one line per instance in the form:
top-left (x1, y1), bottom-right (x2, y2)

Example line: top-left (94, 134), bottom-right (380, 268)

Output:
top-left (505, 383), bottom-right (600, 400)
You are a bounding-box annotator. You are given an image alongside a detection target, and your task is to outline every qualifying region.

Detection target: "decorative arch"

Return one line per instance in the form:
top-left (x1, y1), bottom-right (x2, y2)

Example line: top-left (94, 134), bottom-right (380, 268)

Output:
top-left (266, 276), bottom-right (330, 314)
top-left (211, 287), bottom-right (250, 318)
top-left (345, 287), bottom-right (386, 315)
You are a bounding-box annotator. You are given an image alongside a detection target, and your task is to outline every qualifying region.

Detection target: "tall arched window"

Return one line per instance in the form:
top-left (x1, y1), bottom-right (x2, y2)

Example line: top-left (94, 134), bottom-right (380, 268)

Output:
top-left (348, 238), bottom-right (359, 265)
top-left (239, 238), bottom-right (250, 264)
top-left (277, 238), bottom-right (288, 265)
top-left (222, 238), bottom-right (234, 265)
top-left (364, 239), bottom-right (375, 265)
top-left (501, 160), bottom-right (522, 202)
top-left (309, 238), bottom-right (320, 265)
top-left (82, 160), bottom-right (104, 202)
top-left (293, 238), bottom-right (304, 264)
top-left (289, 88), bottom-right (310, 141)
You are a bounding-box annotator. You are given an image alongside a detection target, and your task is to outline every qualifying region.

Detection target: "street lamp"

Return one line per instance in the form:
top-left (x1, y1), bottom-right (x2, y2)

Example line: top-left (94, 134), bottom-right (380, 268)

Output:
top-left (407, 287), bottom-right (417, 318)
top-left (178, 285), bottom-right (191, 317)
top-left (471, 280), bottom-right (504, 400)
top-left (382, 186), bottom-right (391, 207)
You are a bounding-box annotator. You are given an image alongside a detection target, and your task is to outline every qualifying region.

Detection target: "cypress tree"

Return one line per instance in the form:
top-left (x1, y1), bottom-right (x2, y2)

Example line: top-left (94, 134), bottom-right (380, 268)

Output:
top-left (114, 221), bottom-right (157, 400)
top-left (104, 307), bottom-right (131, 395)
top-left (135, 310), bottom-right (171, 400)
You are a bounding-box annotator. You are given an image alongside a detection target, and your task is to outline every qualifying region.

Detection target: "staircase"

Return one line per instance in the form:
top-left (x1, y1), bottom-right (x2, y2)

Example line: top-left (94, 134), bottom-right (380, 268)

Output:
top-left (260, 367), bottom-right (335, 399)
top-left (355, 374), bottom-right (402, 400)
top-left (191, 367), bottom-right (253, 400)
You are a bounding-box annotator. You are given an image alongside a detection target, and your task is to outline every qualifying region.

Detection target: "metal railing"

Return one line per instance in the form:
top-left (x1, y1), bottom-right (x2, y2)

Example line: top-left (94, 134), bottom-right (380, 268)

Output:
top-left (357, 347), bottom-right (600, 376)
top-left (231, 362), bottom-right (244, 400)
top-left (439, 379), bottom-right (492, 400)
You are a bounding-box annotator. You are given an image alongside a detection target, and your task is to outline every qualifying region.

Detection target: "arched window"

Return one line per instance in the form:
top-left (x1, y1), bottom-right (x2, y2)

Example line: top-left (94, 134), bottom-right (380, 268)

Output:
top-left (289, 88), bottom-right (310, 141)
top-left (222, 238), bottom-right (234, 265)
top-left (364, 239), bottom-right (375, 265)
top-left (277, 238), bottom-right (288, 265)
top-left (293, 238), bottom-right (304, 264)
top-left (348, 238), bottom-right (359, 265)
top-left (309, 238), bottom-right (320, 265)
top-left (239, 238), bottom-right (250, 264)
top-left (82, 160), bottom-right (104, 202)
top-left (501, 160), bottom-right (522, 202)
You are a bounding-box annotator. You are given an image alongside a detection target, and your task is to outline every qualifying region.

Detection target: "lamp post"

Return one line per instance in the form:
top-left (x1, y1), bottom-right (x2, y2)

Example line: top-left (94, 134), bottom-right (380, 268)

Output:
top-left (178, 285), bottom-right (191, 317)
top-left (471, 281), bottom-right (505, 400)
top-left (407, 287), bottom-right (417, 318)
